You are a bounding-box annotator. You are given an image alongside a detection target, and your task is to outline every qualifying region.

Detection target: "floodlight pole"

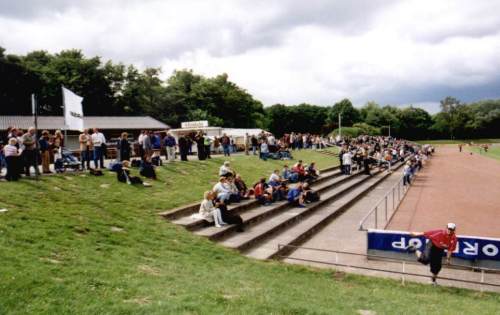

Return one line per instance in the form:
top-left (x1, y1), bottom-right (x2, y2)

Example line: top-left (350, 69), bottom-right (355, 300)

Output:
top-left (338, 112), bottom-right (342, 138)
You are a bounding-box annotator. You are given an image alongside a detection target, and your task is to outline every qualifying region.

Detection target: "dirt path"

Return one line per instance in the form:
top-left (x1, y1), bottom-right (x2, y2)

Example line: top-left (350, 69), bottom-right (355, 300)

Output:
top-left (387, 145), bottom-right (500, 238)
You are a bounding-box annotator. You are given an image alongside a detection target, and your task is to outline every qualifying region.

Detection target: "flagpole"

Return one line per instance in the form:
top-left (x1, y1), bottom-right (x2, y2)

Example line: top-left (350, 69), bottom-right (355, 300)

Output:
top-left (32, 94), bottom-right (39, 181)
top-left (61, 86), bottom-right (67, 148)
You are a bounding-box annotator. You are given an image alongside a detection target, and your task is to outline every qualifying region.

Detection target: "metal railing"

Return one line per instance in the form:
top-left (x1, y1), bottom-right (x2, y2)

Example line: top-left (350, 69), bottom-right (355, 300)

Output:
top-left (277, 244), bottom-right (500, 290)
top-left (358, 172), bottom-right (412, 231)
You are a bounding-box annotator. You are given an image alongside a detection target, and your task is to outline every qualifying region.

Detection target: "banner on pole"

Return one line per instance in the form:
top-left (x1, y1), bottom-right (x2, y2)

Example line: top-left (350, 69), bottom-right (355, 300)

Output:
top-left (62, 87), bottom-right (84, 131)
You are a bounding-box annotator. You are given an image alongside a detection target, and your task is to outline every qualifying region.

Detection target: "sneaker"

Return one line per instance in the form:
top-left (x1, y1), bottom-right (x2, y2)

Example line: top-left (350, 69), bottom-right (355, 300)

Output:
top-left (431, 280), bottom-right (438, 286)
top-left (298, 204), bottom-right (306, 208)
top-left (215, 224), bottom-right (223, 228)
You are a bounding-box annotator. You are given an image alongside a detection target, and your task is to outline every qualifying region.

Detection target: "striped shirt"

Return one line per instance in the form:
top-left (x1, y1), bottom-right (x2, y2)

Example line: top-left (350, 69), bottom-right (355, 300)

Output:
top-left (3, 144), bottom-right (18, 157)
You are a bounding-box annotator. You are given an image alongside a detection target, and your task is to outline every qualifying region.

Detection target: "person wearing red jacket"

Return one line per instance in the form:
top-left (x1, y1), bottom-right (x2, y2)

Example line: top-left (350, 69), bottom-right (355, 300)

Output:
top-left (408, 223), bottom-right (458, 285)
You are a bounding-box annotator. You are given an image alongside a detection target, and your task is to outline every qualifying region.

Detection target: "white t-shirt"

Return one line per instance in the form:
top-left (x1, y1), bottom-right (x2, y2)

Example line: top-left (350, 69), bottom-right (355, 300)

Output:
top-left (269, 173), bottom-right (280, 183)
top-left (342, 152), bottom-right (353, 165)
top-left (91, 132), bottom-right (106, 146)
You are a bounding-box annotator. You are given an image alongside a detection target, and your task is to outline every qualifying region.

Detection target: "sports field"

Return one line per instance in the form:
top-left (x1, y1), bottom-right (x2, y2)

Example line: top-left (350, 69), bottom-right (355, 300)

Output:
top-left (387, 145), bottom-right (500, 238)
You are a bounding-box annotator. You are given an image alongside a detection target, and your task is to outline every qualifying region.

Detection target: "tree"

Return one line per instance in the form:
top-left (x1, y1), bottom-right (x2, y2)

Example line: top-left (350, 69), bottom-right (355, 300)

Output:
top-left (397, 107), bottom-right (433, 140)
top-left (327, 98), bottom-right (361, 128)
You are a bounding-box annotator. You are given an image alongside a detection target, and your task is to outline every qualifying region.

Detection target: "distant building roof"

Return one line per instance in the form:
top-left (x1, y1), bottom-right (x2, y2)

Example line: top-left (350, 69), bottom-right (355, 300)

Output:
top-left (0, 116), bottom-right (169, 130)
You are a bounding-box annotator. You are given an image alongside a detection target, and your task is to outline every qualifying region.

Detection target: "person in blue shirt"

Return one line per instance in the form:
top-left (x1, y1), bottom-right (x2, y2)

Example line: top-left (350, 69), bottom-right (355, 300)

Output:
top-left (287, 182), bottom-right (305, 207)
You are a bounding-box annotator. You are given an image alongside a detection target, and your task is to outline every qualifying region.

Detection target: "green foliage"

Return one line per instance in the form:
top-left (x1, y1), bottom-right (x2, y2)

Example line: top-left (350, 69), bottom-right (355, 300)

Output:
top-left (326, 98), bottom-right (361, 128)
top-left (264, 103), bottom-right (328, 136)
top-left (2, 47), bottom-right (500, 139)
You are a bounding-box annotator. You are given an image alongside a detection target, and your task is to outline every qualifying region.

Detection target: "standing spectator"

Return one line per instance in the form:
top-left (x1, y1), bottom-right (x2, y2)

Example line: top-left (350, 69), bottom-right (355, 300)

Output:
top-left (403, 161), bottom-right (412, 186)
top-left (39, 130), bottom-right (52, 174)
top-left (342, 150), bottom-right (353, 175)
top-left (21, 127), bottom-right (40, 177)
top-left (339, 147), bottom-right (345, 174)
top-left (195, 131), bottom-right (206, 160)
top-left (244, 133), bottom-right (249, 155)
top-left (53, 130), bottom-right (64, 148)
top-left (178, 135), bottom-right (189, 161)
top-left (137, 130), bottom-right (145, 160)
top-left (221, 133), bottom-right (231, 156)
top-left (91, 128), bottom-right (106, 169)
top-left (119, 132), bottom-right (131, 162)
top-left (204, 135), bottom-right (212, 159)
top-left (79, 129), bottom-right (91, 170)
top-left (4, 138), bottom-right (21, 181)
top-left (260, 140), bottom-right (269, 161)
top-left (142, 131), bottom-right (152, 160)
top-left (164, 132), bottom-right (176, 162)
top-left (251, 135), bottom-right (258, 155)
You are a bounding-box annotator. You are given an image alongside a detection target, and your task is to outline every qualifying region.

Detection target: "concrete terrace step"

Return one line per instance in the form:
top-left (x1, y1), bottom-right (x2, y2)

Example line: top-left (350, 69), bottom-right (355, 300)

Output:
top-left (217, 170), bottom-right (383, 252)
top-left (169, 167), bottom-right (344, 231)
top-left (159, 165), bottom-right (340, 220)
top-left (193, 169), bottom-right (366, 240)
top-left (244, 173), bottom-right (391, 260)
top-left (244, 161), bottom-right (407, 260)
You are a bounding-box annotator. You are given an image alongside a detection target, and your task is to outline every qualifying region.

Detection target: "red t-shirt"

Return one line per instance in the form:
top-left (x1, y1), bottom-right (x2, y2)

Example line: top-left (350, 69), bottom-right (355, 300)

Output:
top-left (254, 183), bottom-right (264, 197)
top-left (424, 229), bottom-right (457, 251)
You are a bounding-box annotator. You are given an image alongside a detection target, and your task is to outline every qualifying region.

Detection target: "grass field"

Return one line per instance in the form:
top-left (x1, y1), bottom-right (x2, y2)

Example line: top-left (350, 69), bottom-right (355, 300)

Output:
top-left (1, 150), bottom-right (499, 314)
top-left (415, 139), bottom-right (500, 145)
top-left (468, 146), bottom-right (500, 161)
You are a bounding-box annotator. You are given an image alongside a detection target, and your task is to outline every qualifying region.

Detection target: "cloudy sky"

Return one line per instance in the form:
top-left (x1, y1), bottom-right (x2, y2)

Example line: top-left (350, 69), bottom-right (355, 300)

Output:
top-left (1, 0), bottom-right (500, 113)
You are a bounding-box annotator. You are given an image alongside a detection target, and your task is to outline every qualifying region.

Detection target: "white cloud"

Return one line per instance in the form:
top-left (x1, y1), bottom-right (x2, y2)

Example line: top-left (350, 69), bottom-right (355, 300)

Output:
top-left (1, 0), bottom-right (500, 109)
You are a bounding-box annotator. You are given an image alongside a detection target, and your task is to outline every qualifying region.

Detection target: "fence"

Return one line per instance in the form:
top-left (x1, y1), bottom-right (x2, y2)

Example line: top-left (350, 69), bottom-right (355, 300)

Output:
top-left (358, 173), bottom-right (411, 230)
top-left (277, 244), bottom-right (500, 290)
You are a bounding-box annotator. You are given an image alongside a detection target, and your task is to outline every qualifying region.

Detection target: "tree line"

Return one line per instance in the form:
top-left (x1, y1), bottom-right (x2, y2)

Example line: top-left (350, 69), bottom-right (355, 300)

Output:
top-left (1, 47), bottom-right (499, 140)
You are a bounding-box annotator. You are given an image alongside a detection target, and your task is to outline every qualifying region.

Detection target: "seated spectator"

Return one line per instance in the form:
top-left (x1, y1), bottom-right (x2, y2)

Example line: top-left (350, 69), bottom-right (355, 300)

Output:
top-left (3, 138), bottom-right (21, 181)
top-left (226, 176), bottom-right (242, 203)
top-left (219, 161), bottom-right (234, 177)
top-left (194, 191), bottom-right (226, 228)
top-left (287, 182), bottom-right (305, 207)
top-left (302, 183), bottom-right (320, 203)
top-left (254, 178), bottom-right (274, 205)
top-left (282, 164), bottom-right (299, 183)
top-left (278, 146), bottom-right (293, 160)
top-left (292, 160), bottom-right (311, 182)
top-left (214, 197), bottom-right (244, 232)
top-left (307, 162), bottom-right (320, 179)
top-left (140, 156), bottom-right (157, 180)
top-left (234, 174), bottom-right (253, 199)
top-left (117, 160), bottom-right (151, 186)
top-left (212, 176), bottom-right (231, 204)
top-left (268, 169), bottom-right (282, 187)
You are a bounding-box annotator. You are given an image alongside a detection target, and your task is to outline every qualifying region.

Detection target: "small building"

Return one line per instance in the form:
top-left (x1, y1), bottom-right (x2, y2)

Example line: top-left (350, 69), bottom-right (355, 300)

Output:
top-left (168, 120), bottom-right (265, 152)
top-left (0, 115), bottom-right (169, 150)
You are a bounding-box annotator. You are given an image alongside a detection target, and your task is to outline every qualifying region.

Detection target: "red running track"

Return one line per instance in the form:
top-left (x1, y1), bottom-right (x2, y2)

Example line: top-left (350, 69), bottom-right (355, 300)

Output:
top-left (387, 145), bottom-right (500, 238)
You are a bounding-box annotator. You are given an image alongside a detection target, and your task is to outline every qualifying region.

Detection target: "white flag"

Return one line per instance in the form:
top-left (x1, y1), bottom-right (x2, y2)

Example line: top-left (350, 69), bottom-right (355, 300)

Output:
top-left (62, 86), bottom-right (84, 131)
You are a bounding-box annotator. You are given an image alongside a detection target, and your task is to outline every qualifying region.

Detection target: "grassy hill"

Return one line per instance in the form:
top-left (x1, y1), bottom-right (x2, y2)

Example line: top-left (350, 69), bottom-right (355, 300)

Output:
top-left (0, 150), bottom-right (499, 314)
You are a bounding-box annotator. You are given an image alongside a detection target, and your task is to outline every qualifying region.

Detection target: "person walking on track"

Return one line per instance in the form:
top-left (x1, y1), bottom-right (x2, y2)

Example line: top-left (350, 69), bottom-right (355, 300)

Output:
top-left (408, 223), bottom-right (458, 285)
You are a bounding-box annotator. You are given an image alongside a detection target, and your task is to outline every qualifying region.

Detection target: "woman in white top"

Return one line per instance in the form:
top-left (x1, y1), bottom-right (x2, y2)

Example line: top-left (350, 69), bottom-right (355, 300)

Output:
top-left (342, 150), bottom-right (353, 175)
top-left (4, 138), bottom-right (21, 181)
top-left (197, 191), bottom-right (226, 228)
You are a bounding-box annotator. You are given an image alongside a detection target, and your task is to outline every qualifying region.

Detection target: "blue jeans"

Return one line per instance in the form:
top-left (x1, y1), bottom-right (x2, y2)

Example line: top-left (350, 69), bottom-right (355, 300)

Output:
top-left (93, 146), bottom-right (104, 169)
top-left (260, 152), bottom-right (268, 161)
top-left (223, 145), bottom-right (230, 156)
top-left (252, 145), bottom-right (257, 155)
